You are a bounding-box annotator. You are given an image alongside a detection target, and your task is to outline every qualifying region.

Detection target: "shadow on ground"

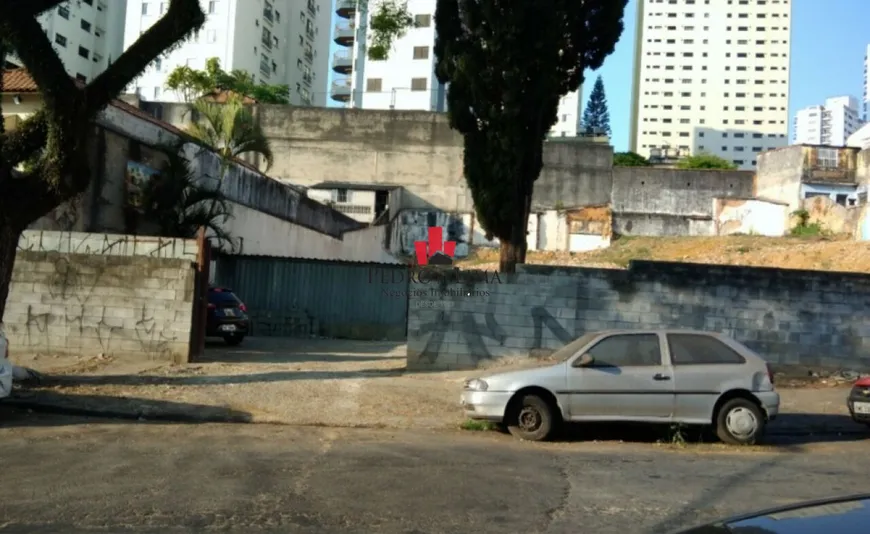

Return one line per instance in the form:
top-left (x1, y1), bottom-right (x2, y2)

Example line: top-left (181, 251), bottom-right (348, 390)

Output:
top-left (41, 367), bottom-right (408, 386)
top-left (201, 337), bottom-right (406, 363)
top-left (486, 414), bottom-right (870, 447)
top-left (1, 390), bottom-right (253, 428)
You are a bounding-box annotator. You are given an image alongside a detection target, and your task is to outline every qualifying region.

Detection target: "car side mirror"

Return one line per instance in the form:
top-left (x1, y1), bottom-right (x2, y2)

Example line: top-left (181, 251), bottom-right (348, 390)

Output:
top-left (575, 353), bottom-right (594, 367)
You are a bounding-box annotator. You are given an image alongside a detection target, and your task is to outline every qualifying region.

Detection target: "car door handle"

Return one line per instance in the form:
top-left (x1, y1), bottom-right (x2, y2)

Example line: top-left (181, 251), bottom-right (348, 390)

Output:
top-left (653, 373), bottom-right (671, 381)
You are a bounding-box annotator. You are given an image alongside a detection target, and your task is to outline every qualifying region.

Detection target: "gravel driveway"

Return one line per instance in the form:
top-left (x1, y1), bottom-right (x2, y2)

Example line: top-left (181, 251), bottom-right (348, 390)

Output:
top-left (9, 337), bottom-right (867, 434)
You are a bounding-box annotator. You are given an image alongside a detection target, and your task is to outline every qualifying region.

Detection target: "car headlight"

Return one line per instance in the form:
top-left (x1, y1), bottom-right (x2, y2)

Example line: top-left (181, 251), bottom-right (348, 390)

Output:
top-left (464, 378), bottom-right (488, 391)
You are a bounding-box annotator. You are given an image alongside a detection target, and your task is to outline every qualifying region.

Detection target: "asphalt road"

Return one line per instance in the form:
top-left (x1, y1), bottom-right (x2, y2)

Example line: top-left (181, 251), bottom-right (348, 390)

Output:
top-left (1, 408), bottom-right (870, 534)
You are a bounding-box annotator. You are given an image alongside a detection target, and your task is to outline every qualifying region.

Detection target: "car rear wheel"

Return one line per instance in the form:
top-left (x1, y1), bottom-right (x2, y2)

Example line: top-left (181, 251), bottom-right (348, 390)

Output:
top-left (506, 394), bottom-right (555, 442)
top-left (223, 334), bottom-right (244, 346)
top-left (715, 397), bottom-right (765, 445)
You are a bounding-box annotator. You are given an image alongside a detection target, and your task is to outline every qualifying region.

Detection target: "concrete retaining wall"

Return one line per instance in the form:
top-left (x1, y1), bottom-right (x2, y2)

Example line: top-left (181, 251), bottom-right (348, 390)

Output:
top-left (407, 263), bottom-right (870, 371)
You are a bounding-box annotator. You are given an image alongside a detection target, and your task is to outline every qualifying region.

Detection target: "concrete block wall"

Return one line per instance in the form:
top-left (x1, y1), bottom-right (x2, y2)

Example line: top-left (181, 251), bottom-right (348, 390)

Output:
top-left (407, 262), bottom-right (870, 371)
top-left (5, 231), bottom-right (197, 363)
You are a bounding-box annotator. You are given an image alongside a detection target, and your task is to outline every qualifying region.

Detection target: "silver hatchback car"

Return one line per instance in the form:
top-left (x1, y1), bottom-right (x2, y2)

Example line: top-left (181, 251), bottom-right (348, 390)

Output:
top-left (460, 329), bottom-right (779, 444)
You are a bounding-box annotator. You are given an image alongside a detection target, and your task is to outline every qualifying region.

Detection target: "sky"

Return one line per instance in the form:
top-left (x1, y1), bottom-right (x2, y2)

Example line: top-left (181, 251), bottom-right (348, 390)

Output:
top-left (330, 0), bottom-right (870, 151)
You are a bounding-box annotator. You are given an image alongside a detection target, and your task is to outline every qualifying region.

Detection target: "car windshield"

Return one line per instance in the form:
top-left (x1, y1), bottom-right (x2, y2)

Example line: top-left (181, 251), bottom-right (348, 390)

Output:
top-left (553, 332), bottom-right (600, 362)
top-left (209, 289), bottom-right (241, 305)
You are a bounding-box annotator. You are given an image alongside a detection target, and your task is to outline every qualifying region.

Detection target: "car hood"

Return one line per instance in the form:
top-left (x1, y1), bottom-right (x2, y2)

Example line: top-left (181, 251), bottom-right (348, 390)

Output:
top-left (481, 362), bottom-right (566, 391)
top-left (675, 494), bottom-right (870, 533)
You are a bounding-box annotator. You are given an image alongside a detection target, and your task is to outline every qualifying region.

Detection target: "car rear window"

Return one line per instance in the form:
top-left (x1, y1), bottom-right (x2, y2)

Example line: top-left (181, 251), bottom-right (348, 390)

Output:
top-left (208, 289), bottom-right (242, 305)
top-left (667, 334), bottom-right (746, 365)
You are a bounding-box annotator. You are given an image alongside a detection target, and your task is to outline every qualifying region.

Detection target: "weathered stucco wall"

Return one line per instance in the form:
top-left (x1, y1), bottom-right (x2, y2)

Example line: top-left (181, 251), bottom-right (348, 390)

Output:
top-left (30, 100), bottom-right (372, 262)
top-left (5, 231), bottom-right (197, 364)
top-left (755, 146), bottom-right (805, 211)
top-left (611, 167), bottom-right (755, 236)
top-left (715, 198), bottom-right (788, 236)
top-left (407, 262), bottom-right (870, 371)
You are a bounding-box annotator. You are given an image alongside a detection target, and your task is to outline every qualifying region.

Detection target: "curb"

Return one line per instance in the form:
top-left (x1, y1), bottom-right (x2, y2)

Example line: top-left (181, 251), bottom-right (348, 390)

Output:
top-left (4, 399), bottom-right (253, 424)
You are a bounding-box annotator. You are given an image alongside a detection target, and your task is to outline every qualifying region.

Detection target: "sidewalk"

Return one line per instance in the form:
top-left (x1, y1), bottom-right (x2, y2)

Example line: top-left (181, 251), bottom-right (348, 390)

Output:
top-left (5, 338), bottom-right (868, 436)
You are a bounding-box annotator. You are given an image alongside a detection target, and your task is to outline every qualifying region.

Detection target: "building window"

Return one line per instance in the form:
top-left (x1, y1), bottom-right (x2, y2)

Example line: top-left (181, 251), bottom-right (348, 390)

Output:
top-left (154, 58), bottom-right (162, 71)
top-left (141, 2), bottom-right (149, 15)
top-left (81, 20), bottom-right (92, 32)
top-left (78, 46), bottom-right (90, 59)
top-left (209, 1), bottom-right (217, 14)
top-left (55, 33), bottom-right (67, 47)
top-left (818, 148), bottom-right (838, 168)
top-left (366, 78), bottom-right (382, 92)
top-left (58, 5), bottom-right (70, 18)
top-left (415, 14), bottom-right (432, 27)
top-left (335, 189), bottom-right (349, 203)
top-left (413, 46), bottom-right (429, 60)
top-left (411, 78), bottom-right (428, 91)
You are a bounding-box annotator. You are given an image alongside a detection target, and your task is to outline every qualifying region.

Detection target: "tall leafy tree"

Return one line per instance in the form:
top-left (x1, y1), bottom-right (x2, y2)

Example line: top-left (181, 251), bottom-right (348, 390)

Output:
top-left (0, 0), bottom-right (206, 320)
top-left (581, 75), bottom-right (611, 136)
top-left (434, 0), bottom-right (627, 271)
top-left (165, 57), bottom-right (290, 103)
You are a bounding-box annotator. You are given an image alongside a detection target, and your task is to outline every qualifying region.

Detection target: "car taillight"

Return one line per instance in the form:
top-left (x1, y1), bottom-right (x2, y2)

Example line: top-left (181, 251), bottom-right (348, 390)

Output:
top-left (239, 303), bottom-right (247, 312)
top-left (766, 363), bottom-right (775, 385)
top-left (207, 303), bottom-right (216, 309)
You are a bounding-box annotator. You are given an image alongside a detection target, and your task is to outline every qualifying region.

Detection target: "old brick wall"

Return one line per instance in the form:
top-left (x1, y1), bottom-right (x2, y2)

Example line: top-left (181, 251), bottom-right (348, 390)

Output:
top-left (407, 262), bottom-right (870, 371)
top-left (4, 231), bottom-right (198, 363)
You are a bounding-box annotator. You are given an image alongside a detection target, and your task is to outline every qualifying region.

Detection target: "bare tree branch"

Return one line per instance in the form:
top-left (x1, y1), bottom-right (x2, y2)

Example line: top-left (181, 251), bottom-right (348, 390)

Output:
top-left (0, 15), bottom-right (76, 114)
top-left (85, 0), bottom-right (206, 114)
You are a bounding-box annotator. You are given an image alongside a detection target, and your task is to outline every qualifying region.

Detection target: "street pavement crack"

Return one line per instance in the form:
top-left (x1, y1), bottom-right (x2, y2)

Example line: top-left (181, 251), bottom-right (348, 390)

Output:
top-left (292, 428), bottom-right (340, 497)
top-left (542, 456), bottom-right (572, 533)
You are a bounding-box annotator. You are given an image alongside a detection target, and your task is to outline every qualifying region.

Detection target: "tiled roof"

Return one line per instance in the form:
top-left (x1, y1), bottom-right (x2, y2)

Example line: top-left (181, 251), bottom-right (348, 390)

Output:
top-left (1, 67), bottom-right (268, 179)
top-left (1, 68), bottom-right (39, 92)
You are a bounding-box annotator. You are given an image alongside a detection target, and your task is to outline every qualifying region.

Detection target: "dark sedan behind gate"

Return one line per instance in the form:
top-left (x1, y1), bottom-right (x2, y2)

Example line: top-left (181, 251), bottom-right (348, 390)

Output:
top-left (206, 286), bottom-right (249, 346)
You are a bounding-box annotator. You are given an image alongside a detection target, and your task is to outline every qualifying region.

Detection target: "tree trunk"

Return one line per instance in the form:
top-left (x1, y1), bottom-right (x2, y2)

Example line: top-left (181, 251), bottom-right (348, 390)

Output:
top-left (498, 240), bottom-right (524, 273)
top-left (0, 217), bottom-right (22, 323)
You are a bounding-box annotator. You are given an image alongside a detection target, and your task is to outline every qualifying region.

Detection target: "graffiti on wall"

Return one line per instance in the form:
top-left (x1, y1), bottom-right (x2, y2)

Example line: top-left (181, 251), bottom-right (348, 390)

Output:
top-left (9, 254), bottom-right (186, 361)
top-left (413, 299), bottom-right (577, 365)
top-left (17, 230), bottom-right (198, 260)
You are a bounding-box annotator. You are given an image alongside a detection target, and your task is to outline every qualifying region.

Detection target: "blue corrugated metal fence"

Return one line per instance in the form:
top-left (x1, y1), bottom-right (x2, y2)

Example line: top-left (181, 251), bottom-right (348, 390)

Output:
top-left (213, 255), bottom-right (409, 340)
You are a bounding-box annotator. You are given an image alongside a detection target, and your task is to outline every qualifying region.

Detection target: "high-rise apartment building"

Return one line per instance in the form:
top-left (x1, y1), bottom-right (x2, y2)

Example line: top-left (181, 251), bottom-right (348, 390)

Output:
top-left (123, 0), bottom-right (332, 106)
top-left (629, 0), bottom-right (792, 170)
top-left (793, 96), bottom-right (861, 147)
top-left (331, 0), bottom-right (584, 137)
top-left (7, 0), bottom-right (127, 83)
top-left (863, 44), bottom-right (870, 121)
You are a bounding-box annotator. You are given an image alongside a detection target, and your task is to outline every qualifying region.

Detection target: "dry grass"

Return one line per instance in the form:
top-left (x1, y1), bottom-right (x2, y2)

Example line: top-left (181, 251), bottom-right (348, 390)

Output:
top-left (457, 234), bottom-right (870, 273)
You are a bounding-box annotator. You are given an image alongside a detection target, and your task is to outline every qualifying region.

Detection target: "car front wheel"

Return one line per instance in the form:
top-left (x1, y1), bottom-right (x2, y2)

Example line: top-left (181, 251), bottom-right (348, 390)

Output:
top-left (506, 394), bottom-right (556, 442)
top-left (715, 397), bottom-right (765, 445)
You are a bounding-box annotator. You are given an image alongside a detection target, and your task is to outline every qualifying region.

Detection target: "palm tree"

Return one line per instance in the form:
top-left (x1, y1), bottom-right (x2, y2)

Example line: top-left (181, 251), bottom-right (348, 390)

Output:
top-left (186, 93), bottom-right (274, 172)
top-left (141, 142), bottom-right (234, 249)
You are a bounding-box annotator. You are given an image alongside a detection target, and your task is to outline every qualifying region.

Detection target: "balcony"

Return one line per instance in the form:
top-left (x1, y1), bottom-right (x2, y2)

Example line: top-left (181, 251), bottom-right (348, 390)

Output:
top-left (259, 61), bottom-right (271, 77)
top-left (263, 8), bottom-right (273, 23)
top-left (304, 48), bottom-right (314, 62)
top-left (307, 0), bottom-right (317, 16)
top-left (331, 77), bottom-right (352, 102)
top-left (306, 26), bottom-right (315, 39)
top-left (333, 22), bottom-right (355, 46)
top-left (332, 50), bottom-right (352, 74)
top-left (335, 0), bottom-right (356, 19)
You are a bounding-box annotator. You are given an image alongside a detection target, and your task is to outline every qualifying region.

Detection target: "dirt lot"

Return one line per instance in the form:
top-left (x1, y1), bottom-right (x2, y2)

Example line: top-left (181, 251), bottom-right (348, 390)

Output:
top-left (10, 338), bottom-right (866, 434)
top-left (458, 234), bottom-right (870, 272)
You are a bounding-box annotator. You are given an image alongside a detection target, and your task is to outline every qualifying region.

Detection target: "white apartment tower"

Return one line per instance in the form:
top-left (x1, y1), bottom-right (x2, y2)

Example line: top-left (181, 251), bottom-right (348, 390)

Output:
top-left (331, 0), bottom-right (584, 136)
top-left (629, 0), bottom-right (793, 170)
top-left (863, 44), bottom-right (870, 121)
top-left (8, 0), bottom-right (127, 82)
top-left (793, 96), bottom-right (861, 147)
top-left (123, 0), bottom-right (332, 106)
